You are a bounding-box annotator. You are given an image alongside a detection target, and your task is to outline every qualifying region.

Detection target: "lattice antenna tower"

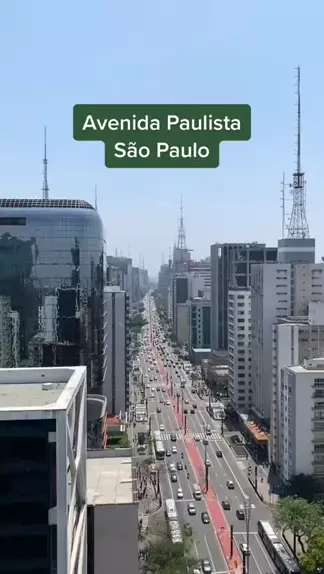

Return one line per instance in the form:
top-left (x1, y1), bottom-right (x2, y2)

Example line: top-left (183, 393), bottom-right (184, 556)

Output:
top-left (42, 127), bottom-right (49, 200)
top-left (287, 66), bottom-right (309, 238)
top-left (177, 194), bottom-right (187, 251)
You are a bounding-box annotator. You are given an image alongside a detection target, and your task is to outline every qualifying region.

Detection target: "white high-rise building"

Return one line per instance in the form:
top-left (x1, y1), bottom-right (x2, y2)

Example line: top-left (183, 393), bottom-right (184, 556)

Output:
top-left (228, 288), bottom-right (251, 412)
top-left (251, 263), bottom-right (324, 422)
top-left (280, 358), bottom-right (324, 482)
top-left (0, 365), bottom-right (87, 573)
top-left (271, 305), bottom-right (324, 467)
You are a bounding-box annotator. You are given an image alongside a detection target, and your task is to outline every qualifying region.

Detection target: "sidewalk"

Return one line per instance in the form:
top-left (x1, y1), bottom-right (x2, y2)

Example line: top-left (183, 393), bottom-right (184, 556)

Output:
top-left (137, 460), bottom-right (161, 520)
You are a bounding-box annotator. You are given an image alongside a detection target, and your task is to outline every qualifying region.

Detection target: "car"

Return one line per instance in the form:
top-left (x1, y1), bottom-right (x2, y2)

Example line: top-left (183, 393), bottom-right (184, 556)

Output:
top-left (160, 424), bottom-right (165, 431)
top-left (154, 376), bottom-right (158, 381)
top-left (172, 446), bottom-right (177, 454)
top-left (166, 449), bottom-right (172, 457)
top-left (236, 509), bottom-right (245, 520)
top-left (239, 543), bottom-right (250, 556)
top-left (201, 559), bottom-right (212, 573)
top-left (177, 488), bottom-right (183, 499)
top-left (187, 502), bottom-right (196, 515)
top-left (170, 433), bottom-right (177, 442)
top-left (190, 409), bottom-right (195, 414)
top-left (183, 522), bottom-right (192, 536)
top-left (194, 435), bottom-right (200, 442)
top-left (162, 388), bottom-right (166, 393)
top-left (227, 480), bottom-right (235, 489)
top-left (156, 407), bottom-right (161, 413)
top-left (192, 404), bottom-right (197, 409)
top-left (160, 399), bottom-right (164, 404)
top-left (156, 386), bottom-right (160, 391)
top-left (176, 461), bottom-right (183, 471)
top-left (184, 409), bottom-right (188, 414)
top-left (165, 400), bottom-right (171, 406)
top-left (201, 512), bottom-right (210, 524)
top-left (176, 392), bottom-right (181, 398)
top-left (170, 473), bottom-right (178, 483)
top-left (205, 458), bottom-right (211, 467)
top-left (222, 500), bottom-right (231, 510)
top-left (216, 450), bottom-right (223, 458)
top-left (169, 463), bottom-right (176, 472)
top-left (203, 438), bottom-right (208, 446)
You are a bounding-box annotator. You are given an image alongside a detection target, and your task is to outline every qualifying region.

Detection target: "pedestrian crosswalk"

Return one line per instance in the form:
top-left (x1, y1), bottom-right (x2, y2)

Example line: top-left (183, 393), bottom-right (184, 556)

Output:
top-left (159, 431), bottom-right (223, 441)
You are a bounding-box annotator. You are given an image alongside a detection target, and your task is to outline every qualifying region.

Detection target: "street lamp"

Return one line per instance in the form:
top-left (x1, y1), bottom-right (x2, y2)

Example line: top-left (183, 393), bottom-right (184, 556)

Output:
top-left (243, 495), bottom-right (252, 574)
top-left (181, 387), bottom-right (184, 427)
top-left (204, 441), bottom-right (209, 493)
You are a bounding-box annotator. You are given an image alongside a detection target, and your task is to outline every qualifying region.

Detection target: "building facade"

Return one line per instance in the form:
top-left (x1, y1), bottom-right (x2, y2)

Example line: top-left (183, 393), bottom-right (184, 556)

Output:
top-left (227, 288), bottom-right (251, 412)
top-left (0, 365), bottom-right (87, 574)
top-left (280, 359), bottom-right (324, 483)
top-left (189, 297), bottom-right (211, 350)
top-left (270, 310), bottom-right (324, 467)
top-left (107, 256), bottom-right (133, 311)
top-left (102, 286), bottom-right (130, 416)
top-left (251, 262), bottom-right (324, 422)
top-left (210, 242), bottom-right (277, 353)
top-left (0, 199), bottom-right (106, 390)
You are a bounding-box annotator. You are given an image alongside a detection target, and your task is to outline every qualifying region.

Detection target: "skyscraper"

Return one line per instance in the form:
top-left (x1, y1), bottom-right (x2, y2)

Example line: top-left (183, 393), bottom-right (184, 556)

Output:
top-left (210, 242), bottom-right (277, 352)
top-left (0, 199), bottom-right (106, 390)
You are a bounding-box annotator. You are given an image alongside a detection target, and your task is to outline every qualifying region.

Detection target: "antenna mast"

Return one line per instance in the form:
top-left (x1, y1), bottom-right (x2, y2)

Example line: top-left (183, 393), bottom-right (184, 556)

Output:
top-left (287, 67), bottom-right (309, 238)
top-left (177, 194), bottom-right (187, 256)
top-left (42, 127), bottom-right (49, 200)
top-left (94, 184), bottom-right (98, 210)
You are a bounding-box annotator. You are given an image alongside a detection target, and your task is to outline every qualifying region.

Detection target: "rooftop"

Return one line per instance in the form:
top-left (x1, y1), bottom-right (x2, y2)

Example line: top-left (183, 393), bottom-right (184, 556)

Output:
top-left (0, 198), bottom-right (94, 209)
top-left (87, 455), bottom-right (135, 505)
top-left (0, 366), bottom-right (86, 416)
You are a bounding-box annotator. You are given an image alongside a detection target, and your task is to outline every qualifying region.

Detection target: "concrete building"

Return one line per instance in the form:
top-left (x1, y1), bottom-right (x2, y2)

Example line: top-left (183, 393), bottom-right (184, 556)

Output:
top-left (228, 288), bottom-right (251, 412)
top-left (280, 358), bottom-right (324, 483)
top-left (251, 262), bottom-right (324, 423)
top-left (0, 365), bottom-right (87, 574)
top-left (277, 237), bottom-right (315, 264)
top-left (270, 302), bottom-right (324, 467)
top-left (107, 256), bottom-right (133, 311)
top-left (176, 302), bottom-right (190, 346)
top-left (102, 286), bottom-right (131, 416)
top-left (171, 273), bottom-right (206, 339)
top-left (189, 297), bottom-right (211, 351)
top-left (210, 242), bottom-right (277, 353)
top-left (189, 259), bottom-right (211, 291)
top-left (87, 452), bottom-right (138, 574)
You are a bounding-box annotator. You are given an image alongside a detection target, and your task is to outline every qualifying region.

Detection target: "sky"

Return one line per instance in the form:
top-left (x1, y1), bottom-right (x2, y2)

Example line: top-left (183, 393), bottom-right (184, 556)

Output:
top-left (0, 1), bottom-right (323, 276)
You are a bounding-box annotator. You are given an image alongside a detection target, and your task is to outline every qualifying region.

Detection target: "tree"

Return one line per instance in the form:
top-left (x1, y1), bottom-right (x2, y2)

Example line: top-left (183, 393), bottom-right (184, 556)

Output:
top-left (300, 532), bottom-right (324, 574)
top-left (142, 536), bottom-right (198, 574)
top-left (273, 497), bottom-right (324, 554)
top-left (287, 473), bottom-right (323, 502)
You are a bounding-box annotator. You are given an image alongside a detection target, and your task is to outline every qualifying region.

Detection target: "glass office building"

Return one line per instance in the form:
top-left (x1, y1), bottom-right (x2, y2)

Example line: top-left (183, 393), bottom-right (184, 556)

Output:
top-left (0, 199), bottom-right (106, 390)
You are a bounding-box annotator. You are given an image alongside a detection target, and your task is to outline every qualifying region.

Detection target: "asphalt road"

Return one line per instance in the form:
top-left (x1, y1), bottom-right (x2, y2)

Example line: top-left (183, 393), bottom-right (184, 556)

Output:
top-left (137, 305), bottom-right (278, 574)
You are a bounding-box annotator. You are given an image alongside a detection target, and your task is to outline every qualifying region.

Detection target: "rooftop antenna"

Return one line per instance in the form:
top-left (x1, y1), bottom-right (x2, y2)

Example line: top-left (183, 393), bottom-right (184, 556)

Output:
top-left (287, 67), bottom-right (309, 239)
top-left (42, 126), bottom-right (49, 200)
top-left (280, 172), bottom-right (291, 238)
top-left (177, 194), bottom-right (187, 254)
top-left (114, 248), bottom-right (118, 257)
top-left (168, 246), bottom-right (172, 270)
top-left (94, 184), bottom-right (98, 210)
top-left (128, 244), bottom-right (131, 258)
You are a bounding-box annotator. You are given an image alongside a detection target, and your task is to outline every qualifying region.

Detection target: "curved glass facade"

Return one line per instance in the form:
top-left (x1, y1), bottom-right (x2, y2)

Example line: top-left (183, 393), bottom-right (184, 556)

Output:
top-left (0, 199), bottom-right (106, 389)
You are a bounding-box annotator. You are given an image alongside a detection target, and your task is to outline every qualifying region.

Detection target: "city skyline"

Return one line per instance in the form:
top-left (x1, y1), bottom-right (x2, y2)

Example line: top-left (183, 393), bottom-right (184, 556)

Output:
top-left (1, 1), bottom-right (323, 274)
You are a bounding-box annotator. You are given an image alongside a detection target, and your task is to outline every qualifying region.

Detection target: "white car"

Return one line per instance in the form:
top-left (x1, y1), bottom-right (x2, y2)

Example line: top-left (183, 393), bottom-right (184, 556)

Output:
top-left (159, 424), bottom-right (165, 431)
top-left (165, 400), bottom-right (170, 406)
top-left (239, 543), bottom-right (250, 556)
top-left (205, 458), bottom-right (211, 467)
top-left (172, 446), bottom-right (177, 454)
top-left (177, 488), bottom-right (183, 499)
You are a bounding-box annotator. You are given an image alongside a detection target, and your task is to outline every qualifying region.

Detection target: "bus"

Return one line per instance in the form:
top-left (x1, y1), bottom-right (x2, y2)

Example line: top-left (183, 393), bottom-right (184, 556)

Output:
top-left (257, 521), bottom-right (300, 574)
top-left (153, 430), bottom-right (165, 460)
top-left (165, 499), bottom-right (182, 544)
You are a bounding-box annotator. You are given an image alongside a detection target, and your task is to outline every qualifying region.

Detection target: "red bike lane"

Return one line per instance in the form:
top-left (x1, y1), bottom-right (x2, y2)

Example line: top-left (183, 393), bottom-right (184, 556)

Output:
top-left (154, 346), bottom-right (242, 574)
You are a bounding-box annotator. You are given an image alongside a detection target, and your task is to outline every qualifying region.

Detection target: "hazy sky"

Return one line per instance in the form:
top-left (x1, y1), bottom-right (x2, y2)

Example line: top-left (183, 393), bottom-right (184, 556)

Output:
top-left (0, 1), bottom-right (323, 275)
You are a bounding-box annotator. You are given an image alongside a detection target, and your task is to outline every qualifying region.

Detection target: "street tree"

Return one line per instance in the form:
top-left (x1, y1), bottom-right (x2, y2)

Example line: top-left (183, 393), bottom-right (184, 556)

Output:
top-left (142, 536), bottom-right (198, 574)
top-left (300, 532), bottom-right (324, 574)
top-left (273, 497), bottom-right (324, 554)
